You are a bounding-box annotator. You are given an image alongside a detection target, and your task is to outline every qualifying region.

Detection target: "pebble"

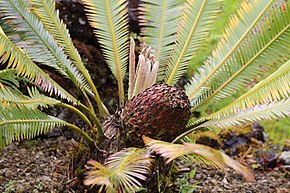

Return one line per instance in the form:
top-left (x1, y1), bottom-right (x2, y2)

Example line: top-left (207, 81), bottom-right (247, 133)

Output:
top-left (5, 169), bottom-right (16, 178)
top-left (0, 138), bottom-right (69, 192)
top-left (35, 151), bottom-right (44, 158)
top-left (280, 151), bottom-right (290, 165)
top-left (210, 179), bottom-right (218, 185)
top-left (18, 179), bottom-right (26, 183)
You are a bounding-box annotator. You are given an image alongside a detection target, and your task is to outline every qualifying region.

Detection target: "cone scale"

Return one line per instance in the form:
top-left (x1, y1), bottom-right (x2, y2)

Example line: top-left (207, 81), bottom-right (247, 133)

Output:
top-left (120, 84), bottom-right (191, 146)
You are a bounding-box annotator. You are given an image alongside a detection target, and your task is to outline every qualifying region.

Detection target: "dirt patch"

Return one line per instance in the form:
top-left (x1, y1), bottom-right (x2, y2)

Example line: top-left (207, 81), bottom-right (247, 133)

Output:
top-left (0, 137), bottom-right (69, 193)
top-left (194, 166), bottom-right (289, 193)
top-left (1, 137), bottom-right (289, 192)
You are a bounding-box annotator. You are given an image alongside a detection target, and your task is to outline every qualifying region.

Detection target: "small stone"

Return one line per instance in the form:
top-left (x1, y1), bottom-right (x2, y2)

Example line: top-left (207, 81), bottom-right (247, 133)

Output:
top-left (222, 177), bottom-right (229, 184)
top-left (30, 179), bottom-right (36, 185)
top-left (23, 182), bottom-right (30, 189)
top-left (16, 184), bottom-right (25, 192)
top-left (223, 183), bottom-right (231, 189)
top-left (210, 179), bottom-right (218, 185)
top-left (39, 175), bottom-right (52, 182)
top-left (18, 179), bottom-right (26, 183)
top-left (276, 187), bottom-right (289, 193)
top-left (258, 179), bottom-right (268, 183)
top-left (195, 174), bottom-right (202, 180)
top-left (217, 188), bottom-right (223, 191)
top-left (79, 18), bottom-right (86, 25)
top-left (35, 151), bottom-right (44, 158)
top-left (5, 169), bottom-right (16, 178)
top-left (280, 151), bottom-right (290, 165)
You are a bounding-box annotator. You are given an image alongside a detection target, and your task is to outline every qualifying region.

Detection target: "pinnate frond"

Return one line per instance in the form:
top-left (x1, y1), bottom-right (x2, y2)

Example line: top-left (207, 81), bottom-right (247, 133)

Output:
top-left (202, 99), bottom-right (290, 129)
top-left (0, 69), bottom-right (19, 88)
top-left (83, 0), bottom-right (129, 105)
top-left (0, 83), bottom-right (30, 107)
top-left (139, 0), bottom-right (183, 81)
top-left (186, 0), bottom-right (290, 110)
top-left (0, 0), bottom-right (93, 97)
top-left (164, 0), bottom-right (222, 85)
top-left (84, 148), bottom-right (153, 192)
top-left (28, 0), bottom-right (105, 115)
top-left (186, 0), bottom-right (274, 97)
top-left (207, 59), bottom-right (290, 120)
top-left (0, 104), bottom-right (67, 149)
top-left (143, 136), bottom-right (254, 182)
top-left (0, 28), bottom-right (77, 103)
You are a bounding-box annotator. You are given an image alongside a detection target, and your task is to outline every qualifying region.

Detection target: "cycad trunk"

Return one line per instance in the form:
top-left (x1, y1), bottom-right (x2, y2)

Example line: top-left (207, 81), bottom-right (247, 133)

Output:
top-left (102, 84), bottom-right (191, 154)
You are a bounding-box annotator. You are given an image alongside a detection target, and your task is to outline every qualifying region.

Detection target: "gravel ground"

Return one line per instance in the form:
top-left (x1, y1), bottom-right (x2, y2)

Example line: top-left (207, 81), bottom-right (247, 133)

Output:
top-left (194, 167), bottom-right (290, 193)
top-left (0, 137), bottom-right (289, 193)
top-left (0, 137), bottom-right (70, 193)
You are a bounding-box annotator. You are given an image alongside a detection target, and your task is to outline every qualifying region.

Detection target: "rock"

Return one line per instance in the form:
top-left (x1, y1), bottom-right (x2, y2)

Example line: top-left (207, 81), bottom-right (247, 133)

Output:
top-left (35, 151), bottom-right (44, 158)
top-left (39, 175), bottom-right (52, 182)
top-left (5, 169), bottom-right (16, 178)
top-left (280, 151), bottom-right (290, 165)
top-left (256, 146), bottom-right (279, 168)
top-left (16, 184), bottom-right (25, 192)
top-left (18, 179), bottom-right (25, 183)
top-left (276, 187), bottom-right (290, 193)
top-left (210, 179), bottom-right (218, 185)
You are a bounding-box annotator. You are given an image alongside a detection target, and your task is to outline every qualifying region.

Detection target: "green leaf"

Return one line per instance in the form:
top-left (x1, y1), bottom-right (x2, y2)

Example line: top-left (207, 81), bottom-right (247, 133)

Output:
top-left (186, 0), bottom-right (290, 110)
top-left (83, 0), bottom-right (129, 105)
top-left (0, 28), bottom-right (77, 103)
top-left (139, 0), bottom-right (183, 81)
top-left (202, 99), bottom-right (290, 129)
top-left (0, 69), bottom-right (19, 88)
top-left (0, 83), bottom-right (30, 107)
top-left (0, 0), bottom-right (94, 98)
top-left (28, 0), bottom-right (106, 115)
top-left (208, 59), bottom-right (290, 119)
top-left (0, 104), bottom-right (67, 149)
top-left (164, 0), bottom-right (223, 85)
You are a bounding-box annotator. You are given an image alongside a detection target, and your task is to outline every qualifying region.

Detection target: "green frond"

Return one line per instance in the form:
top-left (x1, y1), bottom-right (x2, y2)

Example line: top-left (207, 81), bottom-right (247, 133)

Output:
top-left (84, 148), bottom-right (153, 192)
top-left (171, 117), bottom-right (211, 143)
top-left (203, 99), bottom-right (290, 129)
top-left (0, 104), bottom-right (67, 149)
top-left (143, 136), bottom-right (254, 182)
top-left (1, 86), bottom-right (62, 108)
top-left (0, 69), bottom-right (19, 88)
top-left (0, 83), bottom-right (94, 125)
top-left (186, 0), bottom-right (290, 110)
top-left (164, 0), bottom-right (223, 85)
top-left (0, 0), bottom-right (94, 98)
top-left (0, 83), bottom-right (30, 107)
top-left (83, 0), bottom-right (129, 105)
top-left (208, 59), bottom-right (290, 119)
top-left (0, 29), bottom-right (77, 103)
top-left (139, 0), bottom-right (183, 81)
top-left (28, 0), bottom-right (106, 116)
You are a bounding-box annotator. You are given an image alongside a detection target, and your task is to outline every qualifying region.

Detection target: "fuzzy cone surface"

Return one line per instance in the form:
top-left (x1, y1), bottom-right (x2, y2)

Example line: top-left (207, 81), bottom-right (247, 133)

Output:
top-left (121, 84), bottom-right (191, 146)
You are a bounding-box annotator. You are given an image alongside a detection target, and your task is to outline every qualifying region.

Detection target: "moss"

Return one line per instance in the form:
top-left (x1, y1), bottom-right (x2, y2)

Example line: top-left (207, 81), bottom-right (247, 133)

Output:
top-left (191, 131), bottom-right (221, 148)
top-left (74, 168), bottom-right (86, 177)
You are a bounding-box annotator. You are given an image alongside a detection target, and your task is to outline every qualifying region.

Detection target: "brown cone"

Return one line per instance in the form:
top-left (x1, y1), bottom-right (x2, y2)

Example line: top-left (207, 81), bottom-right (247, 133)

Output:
top-left (121, 84), bottom-right (191, 146)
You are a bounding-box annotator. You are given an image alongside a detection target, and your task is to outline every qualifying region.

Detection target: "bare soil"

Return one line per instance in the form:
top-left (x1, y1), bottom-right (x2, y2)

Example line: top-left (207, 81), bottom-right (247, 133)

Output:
top-left (0, 137), bottom-right (289, 192)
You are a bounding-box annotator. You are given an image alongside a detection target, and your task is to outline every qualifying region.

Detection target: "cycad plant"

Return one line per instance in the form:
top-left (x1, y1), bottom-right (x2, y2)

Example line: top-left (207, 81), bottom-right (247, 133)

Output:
top-left (0, 0), bottom-right (290, 192)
